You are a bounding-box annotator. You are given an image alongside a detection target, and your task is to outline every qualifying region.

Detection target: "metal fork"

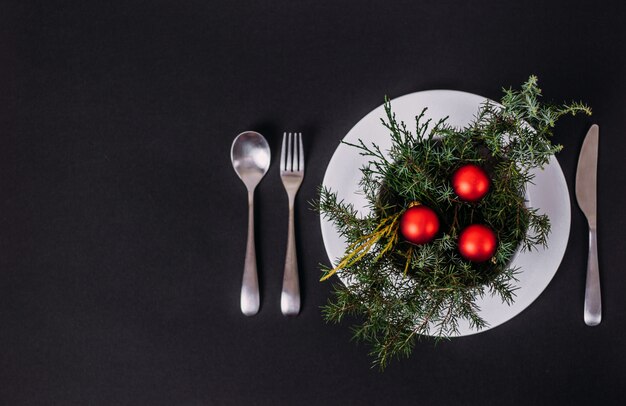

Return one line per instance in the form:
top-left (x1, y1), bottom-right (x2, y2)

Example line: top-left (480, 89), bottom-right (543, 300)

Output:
top-left (280, 132), bottom-right (304, 316)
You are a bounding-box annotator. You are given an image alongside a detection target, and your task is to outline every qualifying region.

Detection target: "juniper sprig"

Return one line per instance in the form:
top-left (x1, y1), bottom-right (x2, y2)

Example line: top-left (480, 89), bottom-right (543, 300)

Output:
top-left (317, 76), bottom-right (591, 369)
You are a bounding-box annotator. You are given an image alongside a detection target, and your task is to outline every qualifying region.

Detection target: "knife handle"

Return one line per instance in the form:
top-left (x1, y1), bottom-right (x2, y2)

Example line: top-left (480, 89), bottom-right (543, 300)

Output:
top-left (584, 227), bottom-right (601, 326)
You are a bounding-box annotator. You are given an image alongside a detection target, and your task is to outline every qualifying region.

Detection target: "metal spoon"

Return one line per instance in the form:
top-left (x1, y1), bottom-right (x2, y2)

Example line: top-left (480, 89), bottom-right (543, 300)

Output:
top-left (231, 131), bottom-right (271, 316)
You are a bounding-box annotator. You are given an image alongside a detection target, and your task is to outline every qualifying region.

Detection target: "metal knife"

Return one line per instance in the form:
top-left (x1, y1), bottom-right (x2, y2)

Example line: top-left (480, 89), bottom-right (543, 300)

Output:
top-left (575, 124), bottom-right (601, 326)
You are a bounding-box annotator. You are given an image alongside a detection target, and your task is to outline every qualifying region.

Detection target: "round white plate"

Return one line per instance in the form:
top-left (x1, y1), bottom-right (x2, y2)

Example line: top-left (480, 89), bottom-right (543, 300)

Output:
top-left (320, 90), bottom-right (571, 336)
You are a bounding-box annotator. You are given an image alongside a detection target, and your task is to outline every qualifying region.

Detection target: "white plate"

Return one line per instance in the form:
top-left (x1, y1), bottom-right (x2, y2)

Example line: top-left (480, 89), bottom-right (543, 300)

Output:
top-left (320, 90), bottom-right (571, 336)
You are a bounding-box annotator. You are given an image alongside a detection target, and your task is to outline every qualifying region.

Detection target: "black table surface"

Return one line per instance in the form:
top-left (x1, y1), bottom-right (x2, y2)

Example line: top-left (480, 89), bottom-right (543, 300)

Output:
top-left (1, 1), bottom-right (625, 405)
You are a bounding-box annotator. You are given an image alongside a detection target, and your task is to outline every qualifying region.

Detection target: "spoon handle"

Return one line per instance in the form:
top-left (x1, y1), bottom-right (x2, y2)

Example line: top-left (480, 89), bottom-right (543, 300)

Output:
top-left (241, 191), bottom-right (260, 316)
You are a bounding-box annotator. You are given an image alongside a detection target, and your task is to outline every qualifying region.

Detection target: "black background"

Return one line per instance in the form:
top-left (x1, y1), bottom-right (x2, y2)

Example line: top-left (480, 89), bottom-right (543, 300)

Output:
top-left (1, 1), bottom-right (625, 405)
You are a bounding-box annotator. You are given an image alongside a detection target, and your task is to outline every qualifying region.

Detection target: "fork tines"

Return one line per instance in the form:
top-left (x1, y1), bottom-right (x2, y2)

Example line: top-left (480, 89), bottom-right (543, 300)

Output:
top-left (281, 132), bottom-right (304, 173)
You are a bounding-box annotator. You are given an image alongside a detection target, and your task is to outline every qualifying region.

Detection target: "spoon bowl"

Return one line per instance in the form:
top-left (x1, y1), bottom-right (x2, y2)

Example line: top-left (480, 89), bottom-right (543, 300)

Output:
top-left (231, 132), bottom-right (271, 190)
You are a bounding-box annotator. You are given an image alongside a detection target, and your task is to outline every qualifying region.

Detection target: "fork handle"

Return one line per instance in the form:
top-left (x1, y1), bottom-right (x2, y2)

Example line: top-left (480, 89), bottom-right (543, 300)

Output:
top-left (241, 191), bottom-right (260, 316)
top-left (281, 202), bottom-right (300, 316)
top-left (584, 227), bottom-right (601, 326)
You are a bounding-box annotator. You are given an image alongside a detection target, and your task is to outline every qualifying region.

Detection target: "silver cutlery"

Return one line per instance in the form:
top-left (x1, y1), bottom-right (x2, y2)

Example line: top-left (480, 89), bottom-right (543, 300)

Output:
top-left (280, 132), bottom-right (304, 316)
top-left (575, 124), bottom-right (601, 326)
top-left (231, 131), bottom-right (271, 316)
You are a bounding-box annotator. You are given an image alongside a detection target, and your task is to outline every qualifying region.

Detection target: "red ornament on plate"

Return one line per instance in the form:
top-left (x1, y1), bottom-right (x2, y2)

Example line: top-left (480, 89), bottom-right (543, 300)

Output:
top-left (452, 164), bottom-right (490, 202)
top-left (400, 205), bottom-right (440, 245)
top-left (458, 224), bottom-right (497, 262)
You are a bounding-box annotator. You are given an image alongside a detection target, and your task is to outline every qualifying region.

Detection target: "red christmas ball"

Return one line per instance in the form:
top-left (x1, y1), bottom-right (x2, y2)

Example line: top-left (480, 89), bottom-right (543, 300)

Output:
top-left (458, 224), bottom-right (497, 262)
top-left (452, 164), bottom-right (490, 202)
top-left (400, 205), bottom-right (440, 245)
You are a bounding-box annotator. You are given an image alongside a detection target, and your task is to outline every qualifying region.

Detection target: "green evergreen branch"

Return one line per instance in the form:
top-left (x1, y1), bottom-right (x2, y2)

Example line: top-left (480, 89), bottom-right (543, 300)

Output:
top-left (315, 76), bottom-right (591, 369)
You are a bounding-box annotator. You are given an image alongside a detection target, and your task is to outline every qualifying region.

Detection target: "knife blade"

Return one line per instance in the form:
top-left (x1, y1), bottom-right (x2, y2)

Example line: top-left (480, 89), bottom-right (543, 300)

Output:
top-left (575, 124), bottom-right (601, 326)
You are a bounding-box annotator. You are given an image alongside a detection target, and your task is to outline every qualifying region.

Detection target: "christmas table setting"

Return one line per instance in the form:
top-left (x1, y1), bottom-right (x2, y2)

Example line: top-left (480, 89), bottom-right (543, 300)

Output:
top-left (1, 1), bottom-right (625, 405)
